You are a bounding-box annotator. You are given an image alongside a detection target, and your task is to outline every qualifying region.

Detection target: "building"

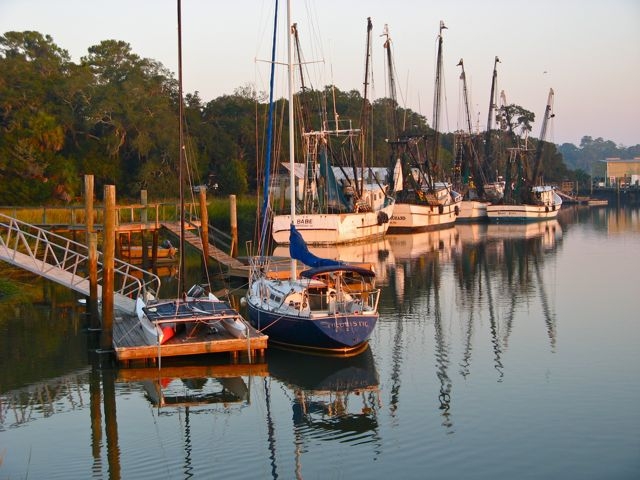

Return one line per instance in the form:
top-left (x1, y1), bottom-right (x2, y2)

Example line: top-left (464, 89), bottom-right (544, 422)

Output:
top-left (592, 158), bottom-right (640, 187)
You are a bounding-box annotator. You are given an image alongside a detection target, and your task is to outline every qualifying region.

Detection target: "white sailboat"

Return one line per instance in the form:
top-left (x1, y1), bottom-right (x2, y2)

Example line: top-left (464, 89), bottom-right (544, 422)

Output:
top-left (245, 1), bottom-right (380, 354)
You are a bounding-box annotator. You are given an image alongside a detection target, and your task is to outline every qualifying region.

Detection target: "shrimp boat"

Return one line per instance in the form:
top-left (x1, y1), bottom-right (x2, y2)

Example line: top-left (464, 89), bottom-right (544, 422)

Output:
top-left (386, 22), bottom-right (462, 234)
top-left (270, 17), bottom-right (394, 245)
top-left (486, 89), bottom-right (563, 222)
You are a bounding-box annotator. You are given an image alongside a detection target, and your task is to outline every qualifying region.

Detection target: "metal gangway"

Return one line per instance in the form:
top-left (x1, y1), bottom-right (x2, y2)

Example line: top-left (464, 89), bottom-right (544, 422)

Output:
top-left (0, 213), bottom-right (160, 313)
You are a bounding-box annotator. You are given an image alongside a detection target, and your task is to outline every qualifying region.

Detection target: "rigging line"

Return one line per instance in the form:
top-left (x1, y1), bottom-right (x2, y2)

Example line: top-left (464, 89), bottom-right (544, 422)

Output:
top-left (259, 0), bottom-right (279, 256)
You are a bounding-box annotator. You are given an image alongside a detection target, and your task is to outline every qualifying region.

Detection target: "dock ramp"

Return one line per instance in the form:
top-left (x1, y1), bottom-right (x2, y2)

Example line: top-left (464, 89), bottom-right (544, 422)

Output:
top-left (0, 213), bottom-right (160, 313)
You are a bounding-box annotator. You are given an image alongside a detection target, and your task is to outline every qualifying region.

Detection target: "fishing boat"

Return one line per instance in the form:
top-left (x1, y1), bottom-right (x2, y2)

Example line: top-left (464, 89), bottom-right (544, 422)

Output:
top-left (246, 2), bottom-right (379, 353)
top-left (386, 22), bottom-right (462, 234)
top-left (270, 17), bottom-right (394, 245)
top-left (453, 57), bottom-right (505, 222)
top-left (135, 0), bottom-right (253, 349)
top-left (486, 89), bottom-right (563, 222)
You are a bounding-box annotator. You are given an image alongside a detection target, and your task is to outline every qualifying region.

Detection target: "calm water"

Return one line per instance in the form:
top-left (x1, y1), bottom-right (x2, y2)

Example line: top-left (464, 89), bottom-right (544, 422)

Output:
top-left (1, 205), bottom-right (639, 480)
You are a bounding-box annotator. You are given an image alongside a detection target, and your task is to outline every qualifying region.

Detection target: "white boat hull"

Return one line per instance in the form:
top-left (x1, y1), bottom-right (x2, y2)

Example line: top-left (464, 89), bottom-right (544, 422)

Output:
top-left (388, 201), bottom-right (459, 233)
top-left (487, 189), bottom-right (563, 223)
top-left (456, 200), bottom-right (488, 222)
top-left (272, 203), bottom-right (394, 245)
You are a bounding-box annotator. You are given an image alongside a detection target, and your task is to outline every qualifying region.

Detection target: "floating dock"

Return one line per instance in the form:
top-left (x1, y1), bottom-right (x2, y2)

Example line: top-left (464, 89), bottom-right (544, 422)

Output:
top-left (112, 312), bottom-right (268, 364)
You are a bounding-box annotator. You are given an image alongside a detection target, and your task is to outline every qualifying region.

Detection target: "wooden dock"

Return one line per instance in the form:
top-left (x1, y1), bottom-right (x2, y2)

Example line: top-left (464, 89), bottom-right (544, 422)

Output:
top-left (160, 221), bottom-right (249, 276)
top-left (112, 312), bottom-right (268, 363)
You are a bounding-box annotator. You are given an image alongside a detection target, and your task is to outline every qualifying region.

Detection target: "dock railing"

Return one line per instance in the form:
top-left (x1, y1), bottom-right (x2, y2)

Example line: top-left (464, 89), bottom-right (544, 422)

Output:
top-left (0, 213), bottom-right (160, 312)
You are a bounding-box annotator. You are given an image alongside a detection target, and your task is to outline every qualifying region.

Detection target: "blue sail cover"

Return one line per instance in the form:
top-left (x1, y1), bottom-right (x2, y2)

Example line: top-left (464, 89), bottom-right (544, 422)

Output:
top-left (289, 224), bottom-right (344, 268)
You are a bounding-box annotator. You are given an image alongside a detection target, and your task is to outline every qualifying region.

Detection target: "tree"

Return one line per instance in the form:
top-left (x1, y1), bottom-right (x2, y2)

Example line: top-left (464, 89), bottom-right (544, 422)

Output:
top-left (0, 31), bottom-right (76, 203)
top-left (496, 104), bottom-right (535, 144)
top-left (80, 40), bottom-right (178, 197)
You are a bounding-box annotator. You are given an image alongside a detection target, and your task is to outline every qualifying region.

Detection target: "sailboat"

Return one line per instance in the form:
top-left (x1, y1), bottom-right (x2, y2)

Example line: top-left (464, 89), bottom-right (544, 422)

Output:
top-left (245, 2), bottom-right (379, 354)
top-left (270, 17), bottom-right (395, 245)
top-left (135, 0), bottom-right (252, 348)
top-left (486, 88), bottom-right (562, 222)
top-left (386, 21), bottom-right (462, 234)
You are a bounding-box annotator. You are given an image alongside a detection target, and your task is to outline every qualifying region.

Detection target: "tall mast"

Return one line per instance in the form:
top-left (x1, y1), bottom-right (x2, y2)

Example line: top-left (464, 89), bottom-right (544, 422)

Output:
top-left (382, 24), bottom-right (399, 140)
top-left (358, 17), bottom-right (373, 198)
top-left (177, 0), bottom-right (186, 296)
top-left (531, 88), bottom-right (554, 185)
top-left (457, 59), bottom-right (473, 135)
top-left (484, 56), bottom-right (500, 180)
top-left (259, 0), bottom-right (280, 256)
top-left (287, 0), bottom-right (296, 281)
top-left (432, 21), bottom-right (446, 168)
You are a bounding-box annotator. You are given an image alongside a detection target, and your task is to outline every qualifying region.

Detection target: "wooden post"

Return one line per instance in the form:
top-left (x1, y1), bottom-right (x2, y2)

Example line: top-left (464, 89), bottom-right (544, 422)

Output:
top-left (101, 185), bottom-right (115, 351)
top-left (85, 175), bottom-right (99, 328)
top-left (140, 189), bottom-right (148, 266)
top-left (88, 232), bottom-right (100, 329)
top-left (199, 187), bottom-right (209, 262)
top-left (140, 189), bottom-right (148, 226)
top-left (151, 230), bottom-right (159, 273)
top-left (230, 194), bottom-right (238, 257)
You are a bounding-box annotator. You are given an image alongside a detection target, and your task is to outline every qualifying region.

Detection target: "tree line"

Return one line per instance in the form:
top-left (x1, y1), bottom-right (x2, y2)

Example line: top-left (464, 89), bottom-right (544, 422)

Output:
top-left (2, 31), bottom-right (636, 206)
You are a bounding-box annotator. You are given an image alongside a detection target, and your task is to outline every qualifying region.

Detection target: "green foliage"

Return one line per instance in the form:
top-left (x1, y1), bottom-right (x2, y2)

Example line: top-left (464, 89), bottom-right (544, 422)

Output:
top-left (1, 29), bottom-right (636, 208)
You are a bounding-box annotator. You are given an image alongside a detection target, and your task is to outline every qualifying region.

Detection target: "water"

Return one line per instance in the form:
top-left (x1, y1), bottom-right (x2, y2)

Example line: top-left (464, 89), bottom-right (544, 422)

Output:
top-left (1, 206), bottom-right (639, 480)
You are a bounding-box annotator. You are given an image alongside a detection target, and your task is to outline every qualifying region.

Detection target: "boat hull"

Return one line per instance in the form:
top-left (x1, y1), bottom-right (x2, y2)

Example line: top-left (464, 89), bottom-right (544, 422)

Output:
top-left (487, 191), bottom-right (563, 223)
top-left (247, 303), bottom-right (377, 353)
top-left (272, 203), bottom-right (394, 245)
top-left (388, 201), bottom-right (459, 233)
top-left (456, 200), bottom-right (488, 223)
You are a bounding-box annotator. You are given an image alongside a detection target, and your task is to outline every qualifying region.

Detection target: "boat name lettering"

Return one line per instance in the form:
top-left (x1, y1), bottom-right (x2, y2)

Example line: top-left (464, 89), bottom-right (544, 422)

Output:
top-left (322, 320), bottom-right (369, 328)
top-left (296, 218), bottom-right (313, 225)
top-left (391, 216), bottom-right (406, 221)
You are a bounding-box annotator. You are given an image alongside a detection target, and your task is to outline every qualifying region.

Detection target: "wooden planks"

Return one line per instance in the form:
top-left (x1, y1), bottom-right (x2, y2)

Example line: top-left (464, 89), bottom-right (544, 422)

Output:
top-left (112, 314), bottom-right (268, 362)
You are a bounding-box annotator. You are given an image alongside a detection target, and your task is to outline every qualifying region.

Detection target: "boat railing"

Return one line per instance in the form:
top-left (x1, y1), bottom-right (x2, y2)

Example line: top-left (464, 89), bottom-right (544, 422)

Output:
top-left (306, 287), bottom-right (380, 314)
top-left (0, 213), bottom-right (161, 308)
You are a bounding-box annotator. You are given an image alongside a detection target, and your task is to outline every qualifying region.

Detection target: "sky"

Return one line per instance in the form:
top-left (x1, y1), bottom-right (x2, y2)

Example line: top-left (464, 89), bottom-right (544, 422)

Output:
top-left (2, 0), bottom-right (639, 147)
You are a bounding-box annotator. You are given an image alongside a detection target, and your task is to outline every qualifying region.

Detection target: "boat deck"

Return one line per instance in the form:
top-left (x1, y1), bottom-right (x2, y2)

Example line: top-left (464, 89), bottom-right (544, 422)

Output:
top-left (112, 313), bottom-right (268, 363)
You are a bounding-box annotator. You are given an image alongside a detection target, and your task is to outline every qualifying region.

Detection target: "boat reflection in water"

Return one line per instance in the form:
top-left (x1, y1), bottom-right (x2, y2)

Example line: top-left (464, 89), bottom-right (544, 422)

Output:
top-left (453, 218), bottom-right (562, 381)
top-left (384, 219), bottom-right (563, 430)
top-left (267, 346), bottom-right (381, 444)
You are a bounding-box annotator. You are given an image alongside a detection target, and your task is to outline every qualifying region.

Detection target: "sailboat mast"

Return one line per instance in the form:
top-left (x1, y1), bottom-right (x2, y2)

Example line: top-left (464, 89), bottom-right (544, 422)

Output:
top-left (177, 0), bottom-right (186, 296)
top-left (287, 0), bottom-right (297, 281)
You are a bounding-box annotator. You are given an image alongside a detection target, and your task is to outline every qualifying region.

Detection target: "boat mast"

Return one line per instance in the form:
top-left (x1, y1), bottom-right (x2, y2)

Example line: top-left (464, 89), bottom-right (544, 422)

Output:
top-left (259, 0), bottom-right (280, 256)
top-left (484, 56), bottom-right (500, 179)
top-left (531, 88), bottom-right (554, 185)
top-left (287, 0), bottom-right (297, 281)
top-left (177, 0), bottom-right (186, 297)
top-left (358, 17), bottom-right (374, 199)
top-left (431, 21), bottom-right (446, 170)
